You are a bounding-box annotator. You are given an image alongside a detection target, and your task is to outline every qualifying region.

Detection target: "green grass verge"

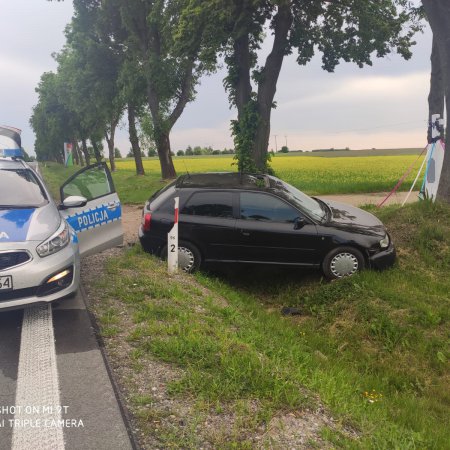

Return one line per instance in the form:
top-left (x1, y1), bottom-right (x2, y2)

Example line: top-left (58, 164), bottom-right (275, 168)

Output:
top-left (39, 149), bottom-right (425, 204)
top-left (91, 201), bottom-right (449, 448)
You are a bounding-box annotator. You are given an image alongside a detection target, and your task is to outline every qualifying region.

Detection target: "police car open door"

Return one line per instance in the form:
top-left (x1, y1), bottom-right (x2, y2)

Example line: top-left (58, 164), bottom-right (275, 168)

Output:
top-left (59, 162), bottom-right (123, 257)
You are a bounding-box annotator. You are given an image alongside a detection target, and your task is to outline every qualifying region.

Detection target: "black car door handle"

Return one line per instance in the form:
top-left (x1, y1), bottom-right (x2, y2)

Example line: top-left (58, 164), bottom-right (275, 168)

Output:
top-left (240, 230), bottom-right (250, 236)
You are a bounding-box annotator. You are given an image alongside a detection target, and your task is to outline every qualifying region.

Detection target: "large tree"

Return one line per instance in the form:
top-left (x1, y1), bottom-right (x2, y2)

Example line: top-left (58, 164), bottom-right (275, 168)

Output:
top-left (427, 36), bottom-right (444, 144)
top-left (422, 0), bottom-right (450, 203)
top-left (188, 0), bottom-right (421, 172)
top-left (118, 52), bottom-right (148, 176)
top-left (111, 0), bottom-right (217, 179)
top-left (31, 71), bottom-right (80, 163)
top-left (66, 0), bottom-right (127, 171)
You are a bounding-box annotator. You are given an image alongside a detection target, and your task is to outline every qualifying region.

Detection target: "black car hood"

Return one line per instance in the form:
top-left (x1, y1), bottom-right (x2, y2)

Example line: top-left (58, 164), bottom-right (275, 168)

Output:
top-left (320, 199), bottom-right (386, 237)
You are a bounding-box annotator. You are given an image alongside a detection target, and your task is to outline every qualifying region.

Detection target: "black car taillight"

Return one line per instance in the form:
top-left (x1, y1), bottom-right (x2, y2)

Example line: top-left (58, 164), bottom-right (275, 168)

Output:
top-left (143, 213), bottom-right (152, 232)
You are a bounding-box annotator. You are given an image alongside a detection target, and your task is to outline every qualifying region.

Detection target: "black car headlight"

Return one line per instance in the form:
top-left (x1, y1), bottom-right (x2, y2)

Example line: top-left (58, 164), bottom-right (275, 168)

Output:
top-left (379, 234), bottom-right (390, 249)
top-left (36, 221), bottom-right (70, 257)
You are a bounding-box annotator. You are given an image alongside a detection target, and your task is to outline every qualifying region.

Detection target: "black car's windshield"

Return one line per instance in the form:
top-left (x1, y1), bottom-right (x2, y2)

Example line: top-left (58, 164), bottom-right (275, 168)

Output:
top-left (271, 178), bottom-right (326, 222)
top-left (0, 169), bottom-right (48, 208)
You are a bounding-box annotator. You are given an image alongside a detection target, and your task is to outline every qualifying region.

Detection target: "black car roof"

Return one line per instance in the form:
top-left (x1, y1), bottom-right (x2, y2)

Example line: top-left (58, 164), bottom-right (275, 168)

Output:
top-left (176, 172), bottom-right (271, 190)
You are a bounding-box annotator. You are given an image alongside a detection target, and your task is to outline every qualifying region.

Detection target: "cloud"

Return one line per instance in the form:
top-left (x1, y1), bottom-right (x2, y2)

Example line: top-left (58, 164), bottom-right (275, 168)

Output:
top-left (171, 122), bottom-right (235, 150)
top-left (0, 56), bottom-right (46, 85)
top-left (307, 72), bottom-right (427, 105)
top-left (271, 71), bottom-right (430, 146)
top-left (267, 130), bottom-right (427, 152)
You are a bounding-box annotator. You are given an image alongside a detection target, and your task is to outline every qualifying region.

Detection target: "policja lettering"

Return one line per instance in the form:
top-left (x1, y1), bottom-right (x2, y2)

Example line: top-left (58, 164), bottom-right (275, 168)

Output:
top-left (77, 209), bottom-right (109, 228)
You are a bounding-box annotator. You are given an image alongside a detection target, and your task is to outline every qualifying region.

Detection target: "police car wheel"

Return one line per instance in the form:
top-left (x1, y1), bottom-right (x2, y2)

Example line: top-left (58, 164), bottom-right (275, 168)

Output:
top-left (160, 240), bottom-right (201, 273)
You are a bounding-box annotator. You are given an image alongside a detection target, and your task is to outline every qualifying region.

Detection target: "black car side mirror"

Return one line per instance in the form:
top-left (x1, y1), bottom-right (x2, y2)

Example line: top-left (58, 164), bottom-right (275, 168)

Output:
top-left (294, 217), bottom-right (306, 230)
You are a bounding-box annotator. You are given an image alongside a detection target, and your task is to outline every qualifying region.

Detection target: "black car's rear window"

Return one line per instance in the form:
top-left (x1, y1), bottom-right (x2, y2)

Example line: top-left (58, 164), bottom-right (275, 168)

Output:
top-left (149, 179), bottom-right (177, 202)
top-left (0, 169), bottom-right (48, 207)
top-left (150, 184), bottom-right (177, 212)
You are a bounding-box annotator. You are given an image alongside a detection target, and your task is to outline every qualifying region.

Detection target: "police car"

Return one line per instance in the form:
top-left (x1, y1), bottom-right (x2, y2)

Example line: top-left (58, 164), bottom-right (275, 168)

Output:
top-left (0, 151), bottom-right (123, 310)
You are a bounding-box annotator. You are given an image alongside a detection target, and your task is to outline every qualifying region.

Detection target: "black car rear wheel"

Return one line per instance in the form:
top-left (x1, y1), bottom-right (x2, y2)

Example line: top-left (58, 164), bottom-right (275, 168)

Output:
top-left (322, 246), bottom-right (365, 280)
top-left (160, 240), bottom-right (201, 273)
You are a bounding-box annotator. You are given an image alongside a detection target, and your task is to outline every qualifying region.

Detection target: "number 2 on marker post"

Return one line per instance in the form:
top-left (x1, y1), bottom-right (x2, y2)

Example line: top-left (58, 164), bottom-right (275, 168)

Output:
top-left (167, 197), bottom-right (179, 274)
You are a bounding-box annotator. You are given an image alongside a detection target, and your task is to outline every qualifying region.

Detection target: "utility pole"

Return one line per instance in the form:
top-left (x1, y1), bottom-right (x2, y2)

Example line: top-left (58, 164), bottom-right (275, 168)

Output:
top-left (285, 135), bottom-right (288, 148)
top-left (274, 135), bottom-right (278, 152)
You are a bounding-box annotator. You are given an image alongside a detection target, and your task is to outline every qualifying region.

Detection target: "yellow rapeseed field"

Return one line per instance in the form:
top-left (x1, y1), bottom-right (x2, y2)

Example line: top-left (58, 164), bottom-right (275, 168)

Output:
top-left (115, 153), bottom-right (424, 195)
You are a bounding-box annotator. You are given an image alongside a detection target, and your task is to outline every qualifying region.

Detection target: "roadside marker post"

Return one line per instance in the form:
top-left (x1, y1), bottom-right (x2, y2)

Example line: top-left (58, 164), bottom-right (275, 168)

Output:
top-left (167, 197), bottom-right (179, 274)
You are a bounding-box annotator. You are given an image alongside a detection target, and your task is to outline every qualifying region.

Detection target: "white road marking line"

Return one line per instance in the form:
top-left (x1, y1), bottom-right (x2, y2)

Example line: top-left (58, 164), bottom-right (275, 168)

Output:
top-left (12, 305), bottom-right (65, 450)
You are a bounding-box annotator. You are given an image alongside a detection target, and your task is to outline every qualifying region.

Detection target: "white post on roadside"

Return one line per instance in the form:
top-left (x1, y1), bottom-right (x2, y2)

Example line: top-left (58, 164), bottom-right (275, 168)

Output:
top-left (167, 197), bottom-right (179, 274)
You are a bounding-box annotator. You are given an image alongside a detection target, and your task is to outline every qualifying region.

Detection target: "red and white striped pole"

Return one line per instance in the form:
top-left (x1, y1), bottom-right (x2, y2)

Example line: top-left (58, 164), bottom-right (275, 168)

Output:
top-left (167, 197), bottom-right (179, 274)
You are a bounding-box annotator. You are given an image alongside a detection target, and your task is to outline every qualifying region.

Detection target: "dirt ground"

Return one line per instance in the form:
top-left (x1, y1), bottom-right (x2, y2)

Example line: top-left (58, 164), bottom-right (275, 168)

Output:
top-left (121, 204), bottom-right (143, 245)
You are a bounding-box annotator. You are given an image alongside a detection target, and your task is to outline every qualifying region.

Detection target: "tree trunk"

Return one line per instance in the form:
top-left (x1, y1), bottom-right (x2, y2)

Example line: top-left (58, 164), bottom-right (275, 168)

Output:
top-left (422, 0), bottom-right (450, 203)
top-left (73, 141), bottom-right (84, 167)
top-left (73, 141), bottom-right (80, 166)
top-left (230, 4), bottom-right (292, 172)
top-left (154, 127), bottom-right (176, 179)
top-left (251, 4), bottom-right (293, 171)
top-left (233, 33), bottom-right (253, 120)
top-left (127, 104), bottom-right (145, 176)
top-left (105, 130), bottom-right (116, 172)
top-left (252, 108), bottom-right (272, 172)
top-left (57, 150), bottom-right (64, 165)
top-left (75, 141), bottom-right (84, 166)
top-left (81, 138), bottom-right (90, 166)
top-left (427, 36), bottom-right (445, 143)
top-left (147, 86), bottom-right (177, 179)
top-left (91, 140), bottom-right (103, 163)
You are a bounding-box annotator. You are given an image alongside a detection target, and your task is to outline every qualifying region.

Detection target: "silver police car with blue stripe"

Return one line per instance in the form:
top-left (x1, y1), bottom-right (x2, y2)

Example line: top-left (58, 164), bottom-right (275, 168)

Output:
top-left (0, 153), bottom-right (123, 310)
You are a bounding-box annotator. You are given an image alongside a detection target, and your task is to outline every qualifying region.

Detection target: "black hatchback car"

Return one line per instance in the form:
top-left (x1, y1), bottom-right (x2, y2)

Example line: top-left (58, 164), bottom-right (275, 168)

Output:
top-left (139, 173), bottom-right (395, 279)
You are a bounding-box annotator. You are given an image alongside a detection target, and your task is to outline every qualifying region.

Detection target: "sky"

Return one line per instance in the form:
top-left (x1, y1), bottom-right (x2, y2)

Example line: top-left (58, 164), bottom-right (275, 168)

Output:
top-left (0, 0), bottom-right (433, 155)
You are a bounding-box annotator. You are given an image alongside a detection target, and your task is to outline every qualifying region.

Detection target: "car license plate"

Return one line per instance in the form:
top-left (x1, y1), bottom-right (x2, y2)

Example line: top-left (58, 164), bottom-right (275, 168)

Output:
top-left (0, 275), bottom-right (13, 291)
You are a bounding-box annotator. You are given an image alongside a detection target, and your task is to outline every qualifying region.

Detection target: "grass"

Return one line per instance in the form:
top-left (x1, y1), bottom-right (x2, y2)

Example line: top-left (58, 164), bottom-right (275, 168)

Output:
top-left (39, 149), bottom-right (425, 204)
top-left (88, 200), bottom-right (449, 448)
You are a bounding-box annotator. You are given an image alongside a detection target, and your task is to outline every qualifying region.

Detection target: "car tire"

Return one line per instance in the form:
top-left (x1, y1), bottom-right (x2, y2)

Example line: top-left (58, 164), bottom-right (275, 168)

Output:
top-left (322, 246), bottom-right (365, 280)
top-left (160, 240), bottom-right (201, 273)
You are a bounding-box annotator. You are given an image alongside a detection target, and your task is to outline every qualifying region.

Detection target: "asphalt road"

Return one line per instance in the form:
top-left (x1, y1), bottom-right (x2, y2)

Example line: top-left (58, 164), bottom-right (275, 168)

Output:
top-left (0, 290), bottom-right (133, 450)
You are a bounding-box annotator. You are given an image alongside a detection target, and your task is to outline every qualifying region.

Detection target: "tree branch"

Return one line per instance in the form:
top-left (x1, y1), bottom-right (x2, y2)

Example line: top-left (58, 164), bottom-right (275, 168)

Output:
top-left (257, 3), bottom-right (293, 113)
top-left (167, 57), bottom-right (196, 128)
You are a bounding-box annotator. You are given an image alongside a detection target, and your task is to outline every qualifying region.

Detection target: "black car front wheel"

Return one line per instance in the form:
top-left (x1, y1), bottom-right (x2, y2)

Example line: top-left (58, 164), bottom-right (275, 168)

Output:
top-left (322, 246), bottom-right (365, 280)
top-left (160, 240), bottom-right (201, 273)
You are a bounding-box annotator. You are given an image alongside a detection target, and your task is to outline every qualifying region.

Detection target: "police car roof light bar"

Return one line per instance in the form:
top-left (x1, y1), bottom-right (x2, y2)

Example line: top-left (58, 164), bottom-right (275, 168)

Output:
top-left (1, 149), bottom-right (25, 159)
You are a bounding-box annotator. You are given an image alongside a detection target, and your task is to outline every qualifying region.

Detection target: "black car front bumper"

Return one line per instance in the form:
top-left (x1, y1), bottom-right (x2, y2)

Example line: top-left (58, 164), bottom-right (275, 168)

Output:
top-left (368, 243), bottom-right (396, 270)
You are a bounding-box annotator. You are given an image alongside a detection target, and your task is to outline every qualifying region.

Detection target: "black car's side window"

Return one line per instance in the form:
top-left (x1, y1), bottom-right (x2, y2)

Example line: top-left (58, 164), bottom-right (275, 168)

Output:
top-left (240, 192), bottom-right (299, 223)
top-left (182, 191), bottom-right (234, 218)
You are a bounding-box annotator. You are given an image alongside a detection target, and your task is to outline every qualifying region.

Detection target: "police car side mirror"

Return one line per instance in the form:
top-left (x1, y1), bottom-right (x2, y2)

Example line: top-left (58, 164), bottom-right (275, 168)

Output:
top-left (60, 196), bottom-right (88, 209)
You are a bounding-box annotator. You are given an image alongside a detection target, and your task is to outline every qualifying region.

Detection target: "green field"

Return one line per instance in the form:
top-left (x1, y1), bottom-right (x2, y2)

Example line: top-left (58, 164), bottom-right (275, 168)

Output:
top-left (41, 149), bottom-right (426, 204)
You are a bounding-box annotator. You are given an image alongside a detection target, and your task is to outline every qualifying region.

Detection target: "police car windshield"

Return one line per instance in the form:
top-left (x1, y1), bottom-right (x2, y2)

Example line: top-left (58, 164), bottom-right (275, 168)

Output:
top-left (0, 169), bottom-right (48, 208)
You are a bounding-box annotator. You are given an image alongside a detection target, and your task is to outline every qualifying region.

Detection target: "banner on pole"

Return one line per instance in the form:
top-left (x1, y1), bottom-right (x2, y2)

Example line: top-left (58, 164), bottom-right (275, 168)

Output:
top-left (420, 140), bottom-right (445, 201)
top-left (167, 197), bottom-right (179, 274)
top-left (64, 142), bottom-right (73, 167)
